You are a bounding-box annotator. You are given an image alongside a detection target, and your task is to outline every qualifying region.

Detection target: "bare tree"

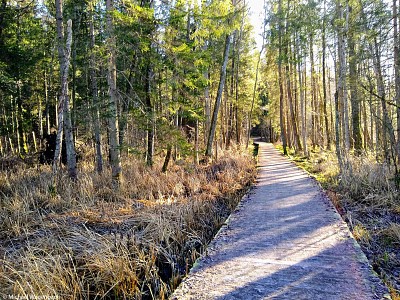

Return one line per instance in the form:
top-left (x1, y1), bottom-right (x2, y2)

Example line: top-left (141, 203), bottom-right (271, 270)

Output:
top-left (89, 3), bottom-right (103, 173)
top-left (106, 0), bottom-right (122, 185)
top-left (278, 0), bottom-right (288, 155)
top-left (205, 34), bottom-right (232, 158)
top-left (394, 0), bottom-right (400, 167)
top-left (348, 5), bottom-right (362, 154)
top-left (322, 0), bottom-right (331, 150)
top-left (53, 0), bottom-right (76, 180)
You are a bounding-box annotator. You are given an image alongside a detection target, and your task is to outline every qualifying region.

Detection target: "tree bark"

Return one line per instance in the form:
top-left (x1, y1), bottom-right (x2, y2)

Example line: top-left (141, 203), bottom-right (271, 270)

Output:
top-left (278, 0), bottom-right (287, 155)
top-left (336, 1), bottom-right (349, 157)
top-left (310, 34), bottom-right (317, 149)
top-left (297, 35), bottom-right (308, 156)
top-left (194, 118), bottom-right (199, 164)
top-left (89, 4), bottom-right (103, 173)
top-left (322, 1), bottom-right (331, 150)
top-left (145, 64), bottom-right (155, 167)
top-left (53, 0), bottom-right (76, 180)
top-left (204, 67), bottom-right (211, 143)
top-left (394, 0), bottom-right (400, 166)
top-left (15, 12), bottom-right (27, 155)
top-left (343, 2), bottom-right (350, 151)
top-left (348, 6), bottom-right (362, 155)
top-left (44, 70), bottom-right (50, 136)
top-left (71, 7), bottom-right (82, 142)
top-left (286, 52), bottom-right (301, 152)
top-left (335, 90), bottom-right (343, 171)
top-left (162, 144), bottom-right (172, 173)
top-left (106, 0), bottom-right (121, 185)
top-left (205, 34), bottom-right (231, 157)
top-left (371, 39), bottom-right (397, 164)
top-left (334, 0), bottom-right (348, 169)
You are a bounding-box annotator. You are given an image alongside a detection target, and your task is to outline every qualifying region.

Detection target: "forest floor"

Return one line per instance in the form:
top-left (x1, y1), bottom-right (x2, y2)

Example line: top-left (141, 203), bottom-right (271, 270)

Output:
top-left (0, 147), bottom-right (256, 299)
top-left (172, 142), bottom-right (389, 299)
top-left (287, 146), bottom-right (400, 299)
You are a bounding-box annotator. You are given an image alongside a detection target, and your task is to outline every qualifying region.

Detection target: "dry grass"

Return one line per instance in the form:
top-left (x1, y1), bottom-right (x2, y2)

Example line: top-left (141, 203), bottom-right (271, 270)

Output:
top-left (352, 223), bottom-right (371, 245)
top-left (0, 147), bottom-right (256, 299)
top-left (340, 156), bottom-right (398, 210)
top-left (339, 157), bottom-right (400, 298)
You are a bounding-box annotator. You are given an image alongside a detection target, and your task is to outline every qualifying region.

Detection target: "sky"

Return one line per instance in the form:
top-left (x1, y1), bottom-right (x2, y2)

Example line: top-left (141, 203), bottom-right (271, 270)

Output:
top-left (246, 0), bottom-right (265, 50)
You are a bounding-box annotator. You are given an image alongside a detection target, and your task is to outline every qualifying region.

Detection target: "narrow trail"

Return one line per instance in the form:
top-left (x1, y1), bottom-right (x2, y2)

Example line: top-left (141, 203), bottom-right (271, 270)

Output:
top-left (171, 142), bottom-right (390, 300)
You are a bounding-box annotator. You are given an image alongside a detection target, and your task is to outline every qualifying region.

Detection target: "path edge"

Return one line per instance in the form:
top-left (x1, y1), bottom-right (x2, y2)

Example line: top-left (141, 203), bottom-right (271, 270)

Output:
top-left (274, 144), bottom-right (392, 299)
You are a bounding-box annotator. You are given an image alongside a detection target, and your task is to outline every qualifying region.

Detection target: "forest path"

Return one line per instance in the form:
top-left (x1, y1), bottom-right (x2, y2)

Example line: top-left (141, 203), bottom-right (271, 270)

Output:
top-left (171, 142), bottom-right (390, 300)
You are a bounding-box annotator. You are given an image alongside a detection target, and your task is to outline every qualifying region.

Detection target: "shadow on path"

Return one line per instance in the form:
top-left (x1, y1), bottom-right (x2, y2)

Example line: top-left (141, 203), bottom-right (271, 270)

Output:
top-left (171, 143), bottom-right (389, 300)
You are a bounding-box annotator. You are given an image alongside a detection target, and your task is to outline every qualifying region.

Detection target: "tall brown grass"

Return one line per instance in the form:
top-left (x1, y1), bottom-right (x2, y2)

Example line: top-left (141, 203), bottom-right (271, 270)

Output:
top-left (0, 148), bottom-right (256, 299)
top-left (340, 156), bottom-right (398, 210)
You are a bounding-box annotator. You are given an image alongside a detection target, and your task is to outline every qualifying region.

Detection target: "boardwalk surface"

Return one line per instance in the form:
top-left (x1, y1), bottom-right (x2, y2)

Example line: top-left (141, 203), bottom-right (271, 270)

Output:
top-left (171, 142), bottom-right (390, 300)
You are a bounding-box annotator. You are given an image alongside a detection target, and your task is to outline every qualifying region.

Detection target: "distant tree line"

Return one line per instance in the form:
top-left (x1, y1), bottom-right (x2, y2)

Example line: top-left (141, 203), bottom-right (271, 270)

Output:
top-left (261, 0), bottom-right (400, 175)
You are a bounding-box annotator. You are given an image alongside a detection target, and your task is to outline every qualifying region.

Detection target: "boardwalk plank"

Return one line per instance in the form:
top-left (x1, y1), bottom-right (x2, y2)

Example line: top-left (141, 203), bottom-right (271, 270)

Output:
top-left (171, 143), bottom-right (390, 300)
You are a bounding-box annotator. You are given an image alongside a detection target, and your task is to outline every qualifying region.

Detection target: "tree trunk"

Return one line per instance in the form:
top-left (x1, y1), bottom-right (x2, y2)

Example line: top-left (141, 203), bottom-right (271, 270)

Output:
top-left (286, 53), bottom-right (301, 152)
top-left (162, 144), bottom-right (172, 173)
top-left (336, 1), bottom-right (349, 157)
top-left (226, 33), bottom-right (236, 149)
top-left (232, 5), bottom-right (246, 146)
top-left (322, 2), bottom-right (331, 150)
top-left (343, 2), bottom-right (350, 151)
top-left (348, 6), bottom-right (362, 155)
top-left (205, 34), bottom-right (231, 157)
top-left (371, 39), bottom-right (397, 163)
top-left (71, 8), bottom-right (79, 142)
top-left (145, 64), bottom-right (155, 167)
top-left (89, 4), bottom-right (103, 173)
top-left (106, 0), bottom-right (121, 185)
top-left (16, 83), bottom-right (27, 154)
top-left (335, 90), bottom-right (343, 171)
top-left (362, 93), bottom-right (369, 149)
top-left (63, 88), bottom-right (76, 179)
top-left (53, 0), bottom-right (76, 180)
top-left (204, 68), bottom-right (211, 143)
top-left (310, 34), bottom-right (317, 150)
top-left (44, 70), bottom-right (50, 136)
top-left (334, 0), bottom-right (348, 169)
top-left (394, 0), bottom-right (400, 166)
top-left (297, 37), bottom-right (308, 156)
top-left (194, 119), bottom-right (199, 164)
top-left (234, 47), bottom-right (241, 146)
top-left (278, 0), bottom-right (287, 155)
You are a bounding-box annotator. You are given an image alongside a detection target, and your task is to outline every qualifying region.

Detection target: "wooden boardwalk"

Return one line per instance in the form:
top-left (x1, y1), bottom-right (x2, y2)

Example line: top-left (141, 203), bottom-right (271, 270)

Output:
top-left (171, 142), bottom-right (390, 300)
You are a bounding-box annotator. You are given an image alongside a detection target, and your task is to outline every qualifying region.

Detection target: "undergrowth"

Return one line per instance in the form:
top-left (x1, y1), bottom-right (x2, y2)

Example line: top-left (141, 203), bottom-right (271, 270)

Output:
top-left (279, 145), bottom-right (400, 299)
top-left (0, 147), bottom-right (257, 299)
